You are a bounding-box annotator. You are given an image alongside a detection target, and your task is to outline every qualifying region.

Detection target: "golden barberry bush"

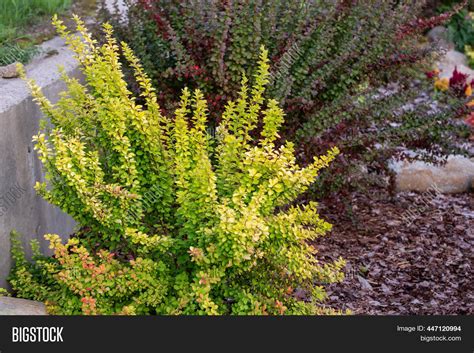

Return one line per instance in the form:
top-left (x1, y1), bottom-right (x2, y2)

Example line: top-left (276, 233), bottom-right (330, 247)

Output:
top-left (9, 17), bottom-right (345, 315)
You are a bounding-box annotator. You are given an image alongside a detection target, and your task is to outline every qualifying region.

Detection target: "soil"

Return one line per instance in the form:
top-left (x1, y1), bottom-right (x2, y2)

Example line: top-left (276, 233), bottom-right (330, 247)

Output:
top-left (316, 187), bottom-right (473, 315)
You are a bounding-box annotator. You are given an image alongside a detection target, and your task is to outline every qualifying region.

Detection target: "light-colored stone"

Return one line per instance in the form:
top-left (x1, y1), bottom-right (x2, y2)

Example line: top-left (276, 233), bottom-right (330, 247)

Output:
top-left (437, 50), bottom-right (474, 82)
top-left (0, 62), bottom-right (20, 79)
top-left (393, 156), bottom-right (474, 194)
top-left (0, 297), bottom-right (47, 315)
top-left (427, 26), bottom-right (453, 49)
top-left (441, 49), bottom-right (468, 68)
top-left (104, 0), bottom-right (128, 21)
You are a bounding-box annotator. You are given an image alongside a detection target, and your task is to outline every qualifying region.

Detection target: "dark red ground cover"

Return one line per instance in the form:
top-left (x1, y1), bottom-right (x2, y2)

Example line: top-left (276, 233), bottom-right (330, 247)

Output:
top-left (316, 188), bottom-right (473, 314)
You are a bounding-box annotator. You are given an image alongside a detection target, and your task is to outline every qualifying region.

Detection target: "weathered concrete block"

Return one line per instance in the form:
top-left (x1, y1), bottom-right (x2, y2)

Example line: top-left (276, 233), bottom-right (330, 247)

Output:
top-left (0, 296), bottom-right (47, 315)
top-left (0, 36), bottom-right (80, 289)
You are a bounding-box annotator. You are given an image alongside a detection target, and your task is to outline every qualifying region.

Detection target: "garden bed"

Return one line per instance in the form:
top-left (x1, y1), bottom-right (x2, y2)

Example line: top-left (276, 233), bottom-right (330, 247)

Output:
top-left (1, 0), bottom-right (473, 317)
top-left (318, 187), bottom-right (473, 314)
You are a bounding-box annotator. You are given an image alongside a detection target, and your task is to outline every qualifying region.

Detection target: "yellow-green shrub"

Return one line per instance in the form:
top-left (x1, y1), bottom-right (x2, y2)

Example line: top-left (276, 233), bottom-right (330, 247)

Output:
top-left (9, 17), bottom-right (344, 315)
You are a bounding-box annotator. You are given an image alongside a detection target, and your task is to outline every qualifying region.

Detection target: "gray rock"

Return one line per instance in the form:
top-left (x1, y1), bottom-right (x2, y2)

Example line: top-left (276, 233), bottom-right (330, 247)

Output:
top-left (0, 297), bottom-right (47, 315)
top-left (104, 0), bottom-right (128, 21)
top-left (393, 156), bottom-right (474, 194)
top-left (0, 62), bottom-right (20, 79)
top-left (437, 50), bottom-right (474, 82)
top-left (427, 26), bottom-right (453, 49)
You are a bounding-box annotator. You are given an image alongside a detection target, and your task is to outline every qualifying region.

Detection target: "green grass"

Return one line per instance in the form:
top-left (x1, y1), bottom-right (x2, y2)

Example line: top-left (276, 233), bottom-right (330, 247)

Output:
top-left (0, 0), bottom-right (72, 36)
top-left (0, 0), bottom-right (72, 65)
top-left (0, 42), bottom-right (39, 65)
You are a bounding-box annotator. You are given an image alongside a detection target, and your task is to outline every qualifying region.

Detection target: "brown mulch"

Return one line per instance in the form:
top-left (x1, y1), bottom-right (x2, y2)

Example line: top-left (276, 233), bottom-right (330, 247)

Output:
top-left (315, 187), bottom-right (473, 315)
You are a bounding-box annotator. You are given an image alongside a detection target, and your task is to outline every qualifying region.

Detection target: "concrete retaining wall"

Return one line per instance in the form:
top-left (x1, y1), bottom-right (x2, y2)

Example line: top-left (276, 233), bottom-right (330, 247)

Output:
top-left (0, 36), bottom-right (80, 289)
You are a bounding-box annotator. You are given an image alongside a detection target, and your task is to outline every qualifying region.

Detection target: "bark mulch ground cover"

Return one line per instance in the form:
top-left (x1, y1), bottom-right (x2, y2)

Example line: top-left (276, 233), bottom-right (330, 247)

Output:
top-left (316, 187), bottom-right (473, 314)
